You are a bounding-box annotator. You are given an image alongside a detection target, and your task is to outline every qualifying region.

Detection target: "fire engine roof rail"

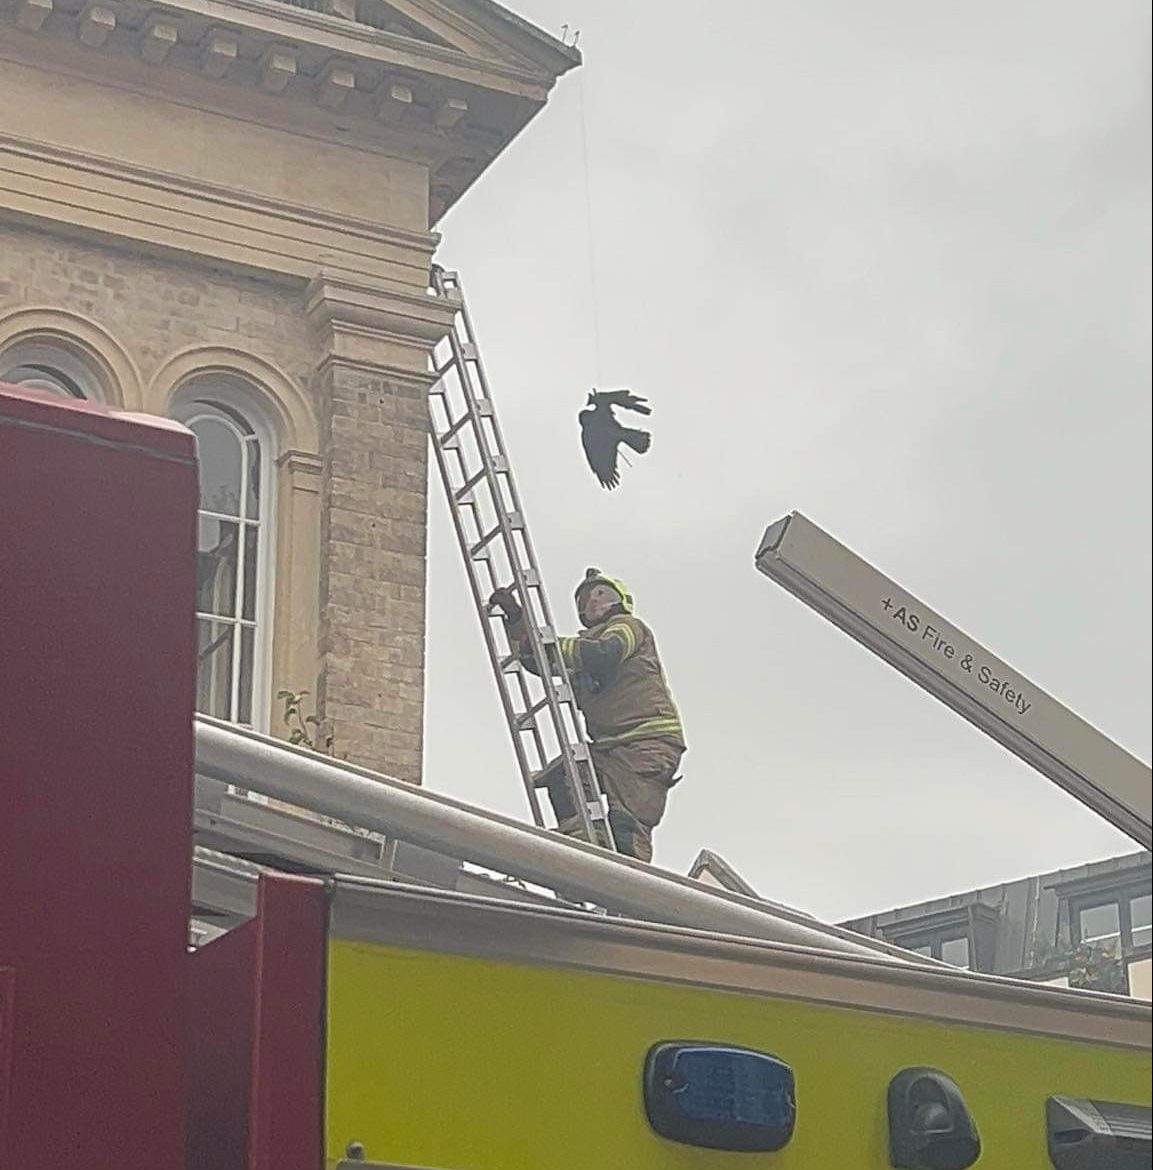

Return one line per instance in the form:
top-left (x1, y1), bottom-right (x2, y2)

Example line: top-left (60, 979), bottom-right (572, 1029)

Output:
top-left (194, 715), bottom-right (914, 962)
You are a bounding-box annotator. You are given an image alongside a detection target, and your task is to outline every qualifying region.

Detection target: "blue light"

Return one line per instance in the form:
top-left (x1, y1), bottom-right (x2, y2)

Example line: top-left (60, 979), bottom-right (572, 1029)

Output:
top-left (645, 1041), bottom-right (797, 1152)
top-left (671, 1047), bottom-right (794, 1127)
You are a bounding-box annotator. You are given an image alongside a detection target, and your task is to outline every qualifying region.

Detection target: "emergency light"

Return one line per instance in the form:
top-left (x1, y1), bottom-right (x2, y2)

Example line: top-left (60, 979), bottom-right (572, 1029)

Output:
top-left (643, 1041), bottom-right (796, 1152)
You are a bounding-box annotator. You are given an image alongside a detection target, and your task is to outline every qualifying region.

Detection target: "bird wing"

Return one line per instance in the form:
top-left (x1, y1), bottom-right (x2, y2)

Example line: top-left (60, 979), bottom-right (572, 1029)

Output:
top-left (593, 388), bottom-right (651, 416)
top-left (580, 411), bottom-right (621, 489)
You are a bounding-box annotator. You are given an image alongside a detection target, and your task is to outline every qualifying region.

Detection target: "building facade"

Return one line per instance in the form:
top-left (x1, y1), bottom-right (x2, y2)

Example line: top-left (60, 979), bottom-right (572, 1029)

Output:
top-left (1, 0), bottom-right (577, 780)
top-left (691, 848), bottom-right (1151, 999)
top-left (841, 850), bottom-right (1152, 999)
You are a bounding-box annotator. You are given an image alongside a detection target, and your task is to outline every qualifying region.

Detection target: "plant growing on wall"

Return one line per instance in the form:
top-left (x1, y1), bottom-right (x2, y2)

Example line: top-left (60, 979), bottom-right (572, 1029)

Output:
top-left (276, 689), bottom-right (387, 849)
top-left (277, 689), bottom-right (328, 751)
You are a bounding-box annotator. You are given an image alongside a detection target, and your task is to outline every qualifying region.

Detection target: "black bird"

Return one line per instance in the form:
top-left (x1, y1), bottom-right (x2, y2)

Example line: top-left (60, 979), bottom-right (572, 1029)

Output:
top-left (579, 389), bottom-right (652, 490)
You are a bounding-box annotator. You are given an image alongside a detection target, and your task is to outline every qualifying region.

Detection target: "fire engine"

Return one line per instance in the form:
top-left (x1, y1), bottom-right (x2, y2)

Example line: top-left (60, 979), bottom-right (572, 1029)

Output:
top-left (1, 383), bottom-right (1148, 1169)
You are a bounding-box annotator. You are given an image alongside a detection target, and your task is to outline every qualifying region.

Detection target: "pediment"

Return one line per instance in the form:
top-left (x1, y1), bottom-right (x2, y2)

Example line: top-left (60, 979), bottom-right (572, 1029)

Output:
top-left (351, 0), bottom-right (577, 80)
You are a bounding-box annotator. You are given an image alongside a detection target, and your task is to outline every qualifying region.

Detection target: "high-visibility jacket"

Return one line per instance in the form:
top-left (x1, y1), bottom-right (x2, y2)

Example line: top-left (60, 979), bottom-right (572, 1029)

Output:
top-left (510, 610), bottom-right (685, 749)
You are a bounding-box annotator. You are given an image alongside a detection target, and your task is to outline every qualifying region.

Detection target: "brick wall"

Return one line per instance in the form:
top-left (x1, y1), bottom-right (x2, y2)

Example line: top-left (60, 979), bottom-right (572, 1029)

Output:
top-left (1, 221), bottom-right (432, 783)
top-left (0, 222), bottom-right (316, 389)
top-left (318, 362), bottom-right (428, 782)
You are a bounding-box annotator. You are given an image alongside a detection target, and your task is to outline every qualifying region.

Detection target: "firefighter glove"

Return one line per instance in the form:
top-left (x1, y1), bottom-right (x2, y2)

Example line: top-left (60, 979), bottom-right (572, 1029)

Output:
top-left (488, 586), bottom-right (523, 624)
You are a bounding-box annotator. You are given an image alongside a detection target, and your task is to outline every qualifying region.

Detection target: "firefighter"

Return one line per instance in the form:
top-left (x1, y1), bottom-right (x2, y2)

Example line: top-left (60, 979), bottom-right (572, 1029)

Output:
top-left (489, 569), bottom-right (685, 863)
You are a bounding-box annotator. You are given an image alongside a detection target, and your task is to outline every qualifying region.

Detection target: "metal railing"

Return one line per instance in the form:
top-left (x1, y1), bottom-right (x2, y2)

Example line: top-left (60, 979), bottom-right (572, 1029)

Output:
top-left (194, 715), bottom-right (917, 962)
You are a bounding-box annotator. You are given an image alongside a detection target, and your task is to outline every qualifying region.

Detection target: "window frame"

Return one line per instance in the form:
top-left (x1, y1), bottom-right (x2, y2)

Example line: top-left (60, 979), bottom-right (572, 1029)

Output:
top-left (879, 903), bottom-right (999, 971)
top-left (1070, 885), bottom-right (1153, 958)
top-left (892, 927), bottom-right (973, 969)
top-left (0, 340), bottom-right (105, 402)
top-left (173, 382), bottom-right (277, 734)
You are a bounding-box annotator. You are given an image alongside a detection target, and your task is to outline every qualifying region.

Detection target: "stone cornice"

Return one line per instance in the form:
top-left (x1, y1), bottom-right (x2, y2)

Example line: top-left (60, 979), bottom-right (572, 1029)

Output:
top-left (202, 0), bottom-right (557, 88)
top-left (1, 0), bottom-right (574, 219)
top-left (157, 0), bottom-right (555, 92)
top-left (278, 448), bottom-right (325, 477)
top-left (306, 272), bottom-right (454, 344)
top-left (434, 0), bottom-right (579, 77)
top-left (315, 350), bottom-right (439, 386)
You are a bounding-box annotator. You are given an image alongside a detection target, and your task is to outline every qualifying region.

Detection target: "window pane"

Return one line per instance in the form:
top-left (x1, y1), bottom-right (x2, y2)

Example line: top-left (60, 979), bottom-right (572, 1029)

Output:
top-left (940, 936), bottom-right (970, 969)
top-left (1131, 894), bottom-right (1151, 949)
top-left (192, 415), bottom-right (243, 516)
top-left (175, 395), bottom-right (268, 730)
top-left (2, 362), bottom-right (85, 398)
top-left (196, 620), bottom-right (234, 720)
top-left (242, 524), bottom-right (259, 622)
top-left (245, 434), bottom-right (261, 519)
top-left (1128, 957), bottom-right (1152, 1001)
top-left (197, 518), bottom-right (239, 618)
top-left (238, 626), bottom-right (255, 726)
top-left (1078, 902), bottom-right (1121, 945)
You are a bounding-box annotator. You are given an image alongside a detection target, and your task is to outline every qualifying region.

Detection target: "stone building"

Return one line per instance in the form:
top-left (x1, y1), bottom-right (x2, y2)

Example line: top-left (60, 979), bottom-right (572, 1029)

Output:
top-left (0, 0), bottom-right (578, 780)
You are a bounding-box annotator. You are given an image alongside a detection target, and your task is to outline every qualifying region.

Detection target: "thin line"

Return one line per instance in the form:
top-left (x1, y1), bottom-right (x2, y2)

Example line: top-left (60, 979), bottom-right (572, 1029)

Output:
top-left (576, 69), bottom-right (602, 384)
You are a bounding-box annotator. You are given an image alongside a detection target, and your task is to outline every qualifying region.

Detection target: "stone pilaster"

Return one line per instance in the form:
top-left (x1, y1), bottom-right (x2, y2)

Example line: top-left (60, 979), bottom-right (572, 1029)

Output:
top-left (307, 275), bottom-right (453, 782)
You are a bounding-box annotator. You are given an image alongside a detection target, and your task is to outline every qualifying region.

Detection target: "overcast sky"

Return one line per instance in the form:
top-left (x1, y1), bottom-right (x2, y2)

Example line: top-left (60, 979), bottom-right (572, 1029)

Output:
top-left (422, 0), bottom-right (1151, 922)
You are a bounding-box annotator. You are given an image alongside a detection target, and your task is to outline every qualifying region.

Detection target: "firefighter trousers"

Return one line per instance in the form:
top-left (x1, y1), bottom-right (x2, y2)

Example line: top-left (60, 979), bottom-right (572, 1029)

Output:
top-left (547, 738), bottom-right (684, 863)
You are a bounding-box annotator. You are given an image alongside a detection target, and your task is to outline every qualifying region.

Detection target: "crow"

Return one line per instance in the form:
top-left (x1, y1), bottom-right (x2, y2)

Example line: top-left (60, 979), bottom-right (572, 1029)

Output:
top-left (579, 389), bottom-right (652, 490)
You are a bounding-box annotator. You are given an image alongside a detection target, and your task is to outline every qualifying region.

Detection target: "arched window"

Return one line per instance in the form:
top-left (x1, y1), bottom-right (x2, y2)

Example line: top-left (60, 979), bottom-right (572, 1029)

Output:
top-left (0, 341), bottom-right (103, 401)
top-left (173, 395), bottom-right (274, 729)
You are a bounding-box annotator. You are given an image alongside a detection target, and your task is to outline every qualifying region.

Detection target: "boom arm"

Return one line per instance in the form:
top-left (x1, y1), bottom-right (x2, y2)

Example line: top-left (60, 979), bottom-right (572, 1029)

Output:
top-left (755, 512), bottom-right (1151, 849)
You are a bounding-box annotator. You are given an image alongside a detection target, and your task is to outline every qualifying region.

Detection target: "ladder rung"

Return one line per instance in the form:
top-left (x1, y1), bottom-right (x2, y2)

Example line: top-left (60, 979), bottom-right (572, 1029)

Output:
top-left (498, 654), bottom-right (522, 673)
top-left (435, 412), bottom-right (471, 446)
top-left (434, 404), bottom-right (494, 452)
top-left (460, 342), bottom-right (478, 361)
top-left (470, 526), bottom-right (505, 556)
top-left (468, 513), bottom-right (525, 558)
top-left (515, 698), bottom-right (549, 728)
top-left (469, 525), bottom-right (501, 558)
top-left (454, 468), bottom-right (486, 502)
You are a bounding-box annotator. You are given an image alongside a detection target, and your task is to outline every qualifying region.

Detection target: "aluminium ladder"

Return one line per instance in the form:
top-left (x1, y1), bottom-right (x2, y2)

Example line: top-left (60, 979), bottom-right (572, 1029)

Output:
top-left (426, 266), bottom-right (616, 851)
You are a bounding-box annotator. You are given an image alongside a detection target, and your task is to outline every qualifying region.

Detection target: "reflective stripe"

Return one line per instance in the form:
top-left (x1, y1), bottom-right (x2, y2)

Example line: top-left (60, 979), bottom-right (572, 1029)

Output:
top-left (592, 717), bottom-right (684, 748)
top-left (601, 620), bottom-right (637, 660)
top-left (557, 636), bottom-right (579, 669)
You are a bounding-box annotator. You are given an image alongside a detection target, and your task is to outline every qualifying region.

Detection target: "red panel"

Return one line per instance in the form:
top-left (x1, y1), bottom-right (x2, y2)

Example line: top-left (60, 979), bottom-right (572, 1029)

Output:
top-left (188, 921), bottom-right (258, 1170)
top-left (249, 874), bottom-right (328, 1170)
top-left (0, 968), bottom-right (13, 1151)
top-left (187, 875), bottom-right (327, 1170)
top-left (0, 385), bottom-right (198, 1168)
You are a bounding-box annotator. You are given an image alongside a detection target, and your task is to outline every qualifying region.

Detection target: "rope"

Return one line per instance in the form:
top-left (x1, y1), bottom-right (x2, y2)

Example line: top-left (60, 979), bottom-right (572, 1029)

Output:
top-left (576, 68), bottom-right (603, 385)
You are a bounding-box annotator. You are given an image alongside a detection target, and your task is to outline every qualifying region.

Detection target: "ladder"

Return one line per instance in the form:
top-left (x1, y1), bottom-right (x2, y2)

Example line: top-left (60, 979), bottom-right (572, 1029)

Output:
top-left (426, 266), bottom-right (616, 851)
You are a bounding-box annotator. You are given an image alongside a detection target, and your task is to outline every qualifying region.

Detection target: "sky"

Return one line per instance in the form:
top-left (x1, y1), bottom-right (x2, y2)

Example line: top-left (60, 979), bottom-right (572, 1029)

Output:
top-left (422, 0), bottom-right (1151, 922)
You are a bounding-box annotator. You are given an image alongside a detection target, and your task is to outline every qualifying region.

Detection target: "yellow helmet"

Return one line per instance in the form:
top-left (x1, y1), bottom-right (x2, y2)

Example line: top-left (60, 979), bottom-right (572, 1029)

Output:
top-left (574, 567), bottom-right (634, 625)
